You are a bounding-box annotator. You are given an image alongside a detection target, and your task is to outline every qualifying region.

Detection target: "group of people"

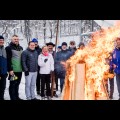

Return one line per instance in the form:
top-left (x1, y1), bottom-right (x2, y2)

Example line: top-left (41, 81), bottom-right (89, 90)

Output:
top-left (0, 34), bottom-right (85, 100)
top-left (2, 34), bottom-right (120, 100)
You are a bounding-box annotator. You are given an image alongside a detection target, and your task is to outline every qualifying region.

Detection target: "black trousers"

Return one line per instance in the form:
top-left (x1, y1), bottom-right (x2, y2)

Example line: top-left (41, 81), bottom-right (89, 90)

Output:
top-left (9, 72), bottom-right (22, 100)
top-left (40, 74), bottom-right (51, 97)
top-left (36, 72), bottom-right (41, 92)
top-left (0, 74), bottom-right (7, 100)
top-left (55, 74), bottom-right (58, 91)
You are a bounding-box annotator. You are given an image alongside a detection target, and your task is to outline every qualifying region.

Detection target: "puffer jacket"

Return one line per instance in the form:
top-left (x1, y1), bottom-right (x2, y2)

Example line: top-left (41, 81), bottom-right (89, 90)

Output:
top-left (54, 49), bottom-right (73, 78)
top-left (21, 48), bottom-right (38, 72)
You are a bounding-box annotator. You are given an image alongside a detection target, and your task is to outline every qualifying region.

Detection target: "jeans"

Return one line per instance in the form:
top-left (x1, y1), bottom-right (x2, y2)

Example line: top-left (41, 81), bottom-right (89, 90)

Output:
top-left (0, 74), bottom-right (7, 100)
top-left (25, 72), bottom-right (37, 100)
top-left (116, 74), bottom-right (120, 98)
top-left (60, 78), bottom-right (65, 93)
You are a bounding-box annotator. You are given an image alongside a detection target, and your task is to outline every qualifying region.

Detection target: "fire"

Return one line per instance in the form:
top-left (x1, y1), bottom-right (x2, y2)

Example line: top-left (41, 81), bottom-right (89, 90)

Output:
top-left (66, 23), bottom-right (120, 100)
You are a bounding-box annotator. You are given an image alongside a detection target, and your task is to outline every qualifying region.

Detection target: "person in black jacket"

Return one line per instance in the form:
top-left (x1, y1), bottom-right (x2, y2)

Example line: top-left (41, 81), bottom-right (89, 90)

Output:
top-left (5, 35), bottom-right (23, 100)
top-left (0, 36), bottom-right (8, 100)
top-left (21, 41), bottom-right (39, 100)
top-left (46, 42), bottom-right (58, 97)
top-left (68, 40), bottom-right (77, 55)
top-left (55, 42), bottom-right (73, 93)
top-left (31, 38), bottom-right (42, 95)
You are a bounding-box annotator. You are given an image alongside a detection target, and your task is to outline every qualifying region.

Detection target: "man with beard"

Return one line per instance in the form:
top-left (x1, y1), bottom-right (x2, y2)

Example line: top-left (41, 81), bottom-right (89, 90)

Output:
top-left (46, 42), bottom-right (58, 97)
top-left (6, 35), bottom-right (23, 100)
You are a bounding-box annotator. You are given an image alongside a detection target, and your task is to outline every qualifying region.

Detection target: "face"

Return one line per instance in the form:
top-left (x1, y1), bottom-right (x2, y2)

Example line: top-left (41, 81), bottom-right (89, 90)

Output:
top-left (70, 42), bottom-right (75, 48)
top-left (11, 36), bottom-right (19, 45)
top-left (57, 48), bottom-right (61, 52)
top-left (42, 46), bottom-right (48, 53)
top-left (116, 39), bottom-right (120, 47)
top-left (47, 45), bottom-right (54, 52)
top-left (62, 45), bottom-right (67, 50)
top-left (34, 42), bottom-right (38, 47)
top-left (0, 39), bottom-right (4, 46)
top-left (29, 42), bottom-right (35, 50)
top-left (79, 45), bottom-right (85, 50)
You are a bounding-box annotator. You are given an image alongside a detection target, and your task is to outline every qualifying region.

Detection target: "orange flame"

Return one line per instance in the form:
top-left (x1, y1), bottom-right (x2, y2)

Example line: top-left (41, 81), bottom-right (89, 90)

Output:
top-left (67, 22), bottom-right (120, 100)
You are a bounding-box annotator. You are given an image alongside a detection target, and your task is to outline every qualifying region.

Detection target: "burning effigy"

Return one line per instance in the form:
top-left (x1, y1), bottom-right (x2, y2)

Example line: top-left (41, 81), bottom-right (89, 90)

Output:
top-left (61, 23), bottom-right (120, 100)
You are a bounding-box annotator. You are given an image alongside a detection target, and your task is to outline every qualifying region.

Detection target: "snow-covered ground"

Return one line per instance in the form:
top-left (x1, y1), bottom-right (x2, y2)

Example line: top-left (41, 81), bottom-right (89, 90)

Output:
top-left (4, 73), bottom-right (61, 100)
top-left (4, 73), bottom-right (119, 100)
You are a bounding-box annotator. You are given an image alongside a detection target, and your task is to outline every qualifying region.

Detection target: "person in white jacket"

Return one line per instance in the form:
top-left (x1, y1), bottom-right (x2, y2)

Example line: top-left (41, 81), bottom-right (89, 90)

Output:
top-left (38, 46), bottom-right (54, 100)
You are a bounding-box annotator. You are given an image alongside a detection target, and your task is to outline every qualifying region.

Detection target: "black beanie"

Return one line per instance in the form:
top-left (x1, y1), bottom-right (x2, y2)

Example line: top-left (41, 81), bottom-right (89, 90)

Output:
top-left (0, 35), bottom-right (4, 40)
top-left (62, 42), bottom-right (67, 46)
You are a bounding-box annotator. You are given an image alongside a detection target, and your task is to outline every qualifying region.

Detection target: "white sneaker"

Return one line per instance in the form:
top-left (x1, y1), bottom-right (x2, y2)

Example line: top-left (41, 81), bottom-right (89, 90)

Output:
top-left (41, 97), bottom-right (45, 100)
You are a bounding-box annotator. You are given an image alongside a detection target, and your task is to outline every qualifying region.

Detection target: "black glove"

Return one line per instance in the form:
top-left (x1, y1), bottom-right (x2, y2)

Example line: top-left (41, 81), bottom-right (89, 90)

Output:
top-left (44, 59), bottom-right (48, 63)
top-left (25, 71), bottom-right (29, 76)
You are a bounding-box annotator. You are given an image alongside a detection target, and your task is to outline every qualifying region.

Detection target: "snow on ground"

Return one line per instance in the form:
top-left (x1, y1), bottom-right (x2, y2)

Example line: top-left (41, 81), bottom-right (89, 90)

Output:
top-left (4, 73), bottom-right (61, 100)
top-left (4, 73), bottom-right (119, 100)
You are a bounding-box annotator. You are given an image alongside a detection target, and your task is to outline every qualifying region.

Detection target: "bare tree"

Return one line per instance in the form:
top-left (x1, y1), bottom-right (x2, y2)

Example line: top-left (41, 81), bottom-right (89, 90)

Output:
top-left (24, 20), bottom-right (31, 43)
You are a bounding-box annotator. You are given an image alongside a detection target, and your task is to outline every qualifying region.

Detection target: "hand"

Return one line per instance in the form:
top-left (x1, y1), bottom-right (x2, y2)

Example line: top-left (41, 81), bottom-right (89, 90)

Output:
top-left (0, 76), bottom-right (1, 80)
top-left (9, 71), bottom-right (14, 76)
top-left (44, 59), bottom-right (48, 63)
top-left (25, 71), bottom-right (29, 76)
top-left (113, 64), bottom-right (117, 69)
top-left (60, 61), bottom-right (67, 70)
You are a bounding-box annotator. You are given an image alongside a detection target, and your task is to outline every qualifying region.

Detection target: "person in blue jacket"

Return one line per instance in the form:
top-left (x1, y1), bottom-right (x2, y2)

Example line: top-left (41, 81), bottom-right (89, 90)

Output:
top-left (112, 37), bottom-right (120, 100)
top-left (106, 53), bottom-right (114, 99)
top-left (0, 35), bottom-right (8, 100)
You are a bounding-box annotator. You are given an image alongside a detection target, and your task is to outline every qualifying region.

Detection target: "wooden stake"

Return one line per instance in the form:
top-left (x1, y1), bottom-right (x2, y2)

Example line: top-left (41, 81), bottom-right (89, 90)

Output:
top-left (73, 64), bottom-right (85, 100)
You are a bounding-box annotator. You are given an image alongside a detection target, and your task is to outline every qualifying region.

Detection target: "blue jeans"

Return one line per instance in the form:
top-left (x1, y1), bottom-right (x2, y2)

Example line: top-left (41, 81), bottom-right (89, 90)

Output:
top-left (60, 78), bottom-right (65, 93)
top-left (116, 74), bottom-right (120, 98)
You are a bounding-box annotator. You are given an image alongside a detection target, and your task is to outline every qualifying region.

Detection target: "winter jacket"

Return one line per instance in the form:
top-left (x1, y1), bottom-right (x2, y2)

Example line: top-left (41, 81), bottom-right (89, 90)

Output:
top-left (38, 53), bottom-right (54, 74)
top-left (35, 45), bottom-right (42, 71)
top-left (68, 46), bottom-right (77, 55)
top-left (54, 49), bottom-right (73, 78)
top-left (35, 46), bottom-right (42, 56)
top-left (5, 42), bottom-right (23, 72)
top-left (112, 47), bottom-right (120, 74)
top-left (21, 48), bottom-right (38, 72)
top-left (0, 46), bottom-right (7, 75)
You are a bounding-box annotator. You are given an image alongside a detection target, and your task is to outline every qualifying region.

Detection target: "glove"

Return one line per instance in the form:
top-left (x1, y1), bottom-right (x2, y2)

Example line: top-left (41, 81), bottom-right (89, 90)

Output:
top-left (25, 71), bottom-right (29, 76)
top-left (44, 59), bottom-right (48, 63)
